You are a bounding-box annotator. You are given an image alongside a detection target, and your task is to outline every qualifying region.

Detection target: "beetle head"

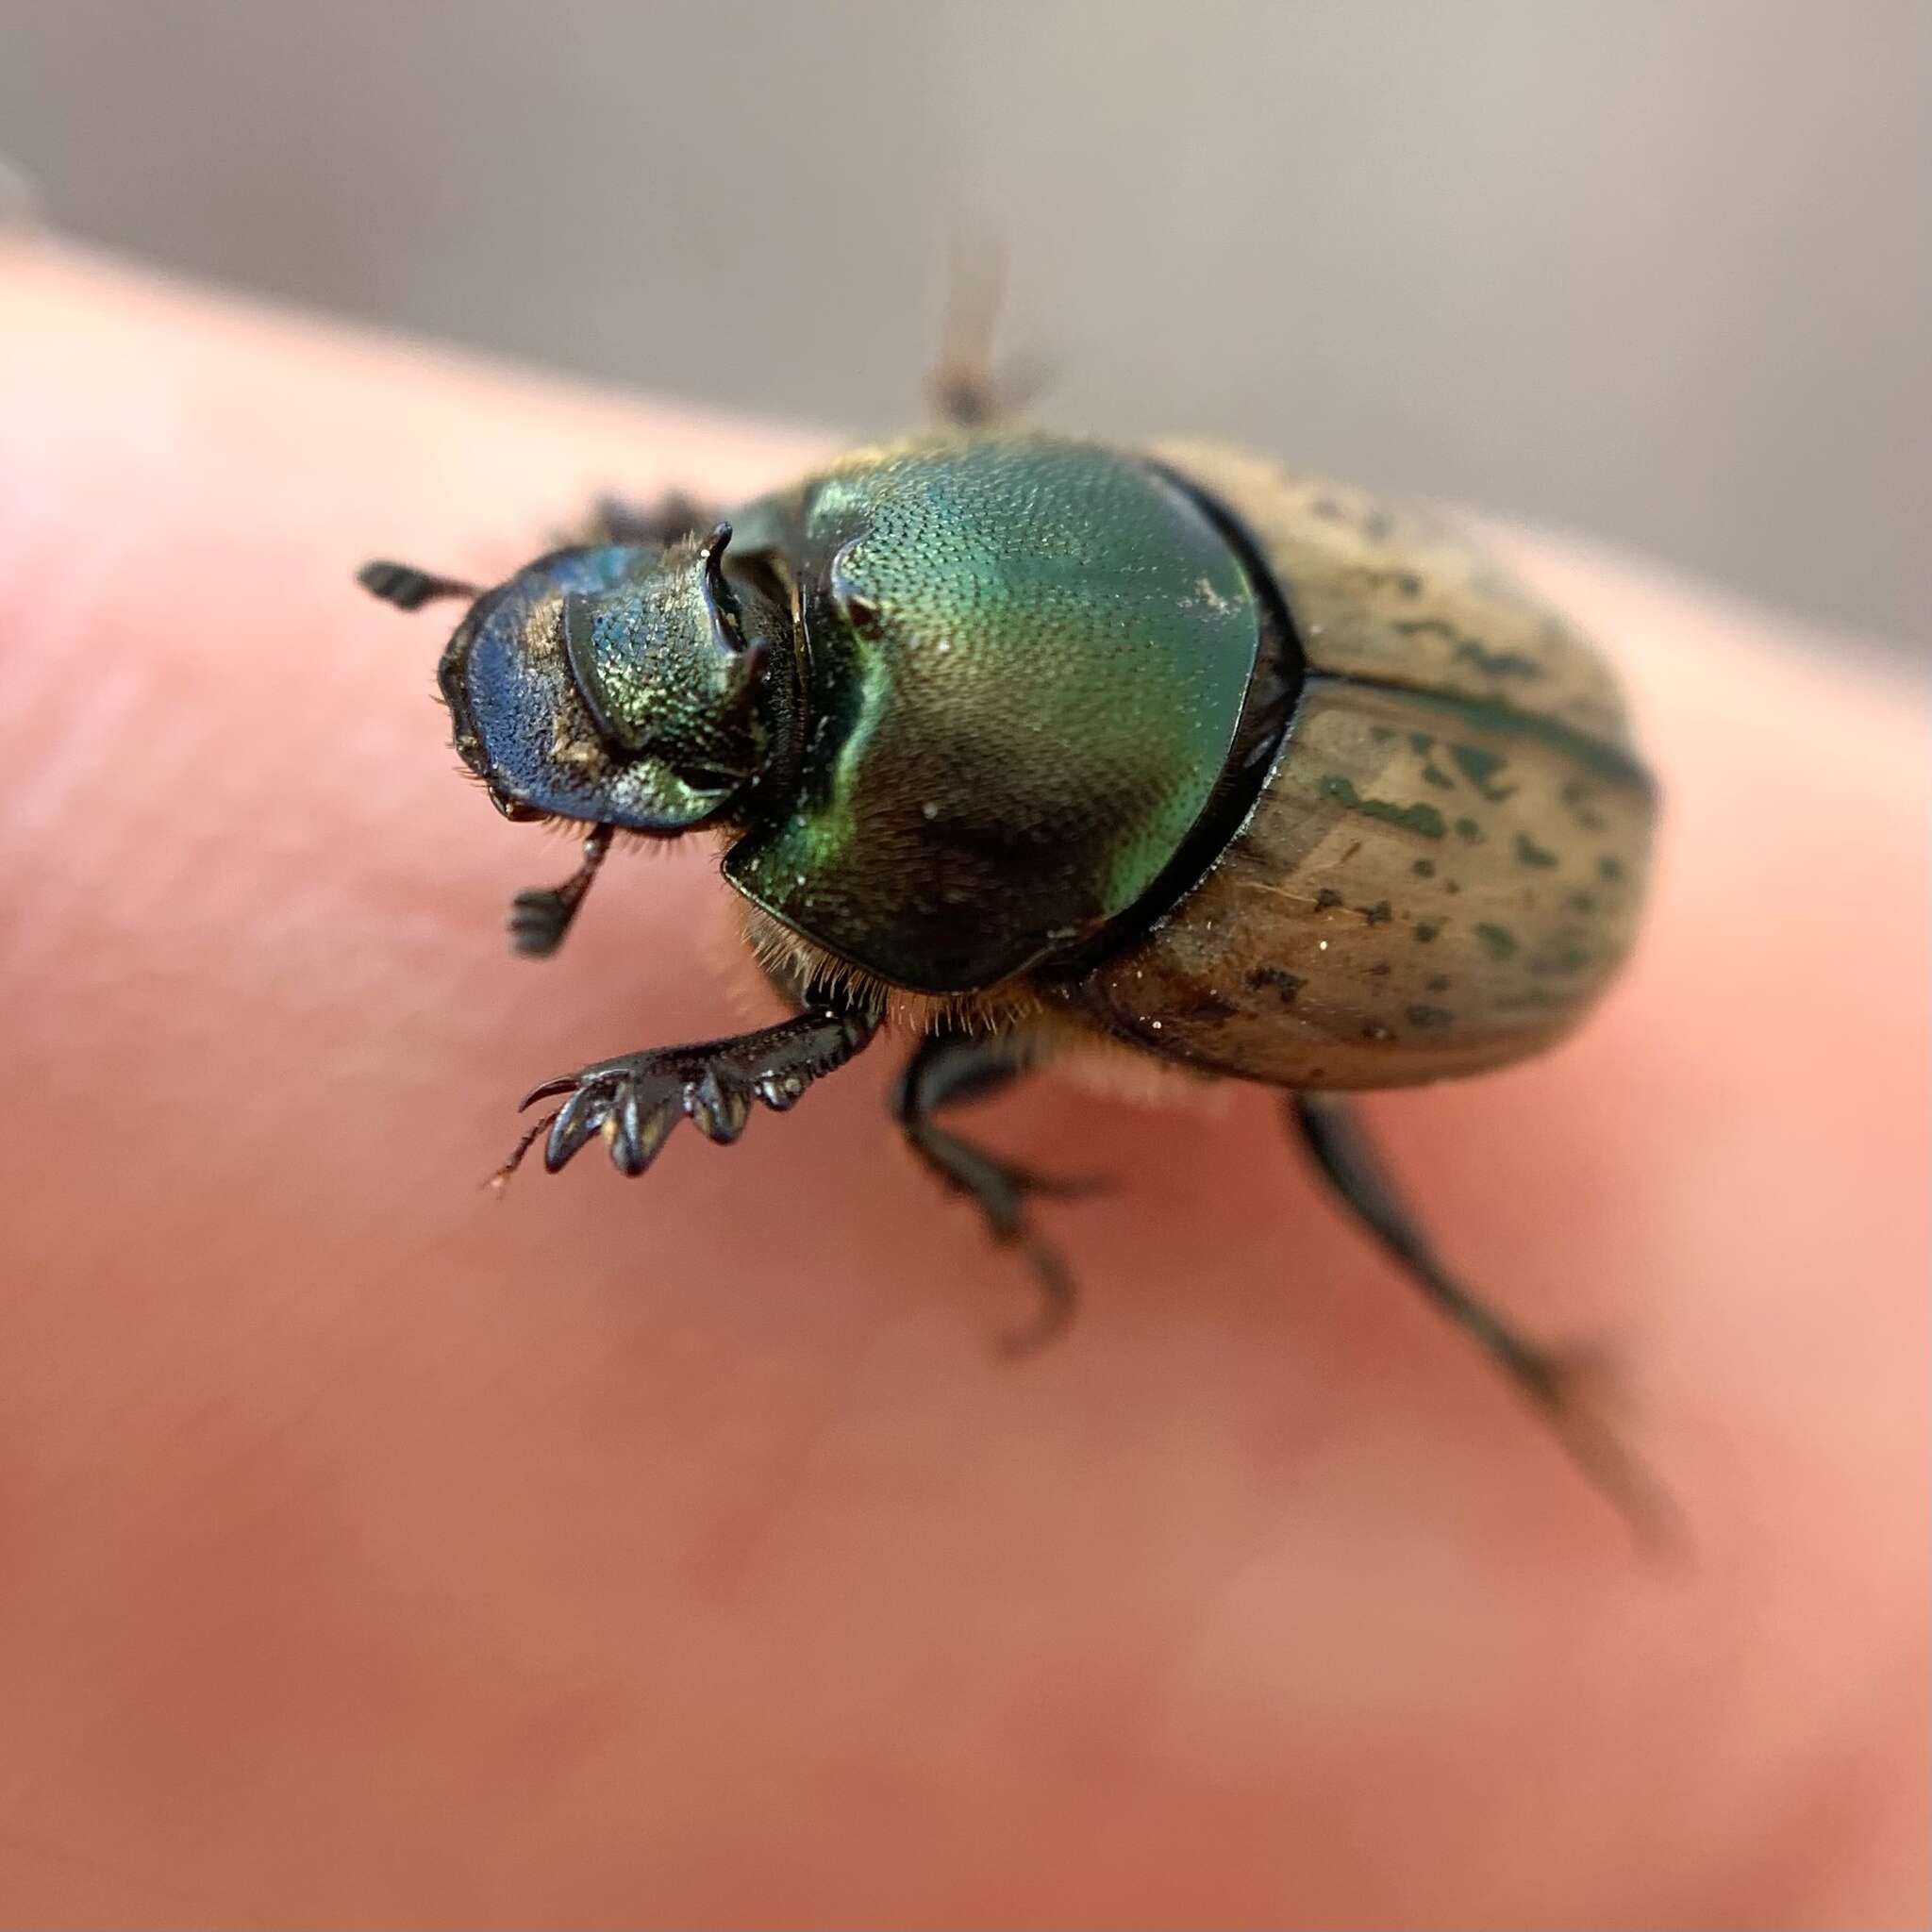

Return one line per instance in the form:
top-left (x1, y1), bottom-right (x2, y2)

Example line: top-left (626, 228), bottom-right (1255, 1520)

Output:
top-left (434, 525), bottom-right (790, 833)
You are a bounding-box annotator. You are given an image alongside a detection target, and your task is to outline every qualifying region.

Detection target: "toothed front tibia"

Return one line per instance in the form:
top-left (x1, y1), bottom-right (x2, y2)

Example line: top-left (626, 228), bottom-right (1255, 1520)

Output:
top-left (493, 1008), bottom-right (879, 1187)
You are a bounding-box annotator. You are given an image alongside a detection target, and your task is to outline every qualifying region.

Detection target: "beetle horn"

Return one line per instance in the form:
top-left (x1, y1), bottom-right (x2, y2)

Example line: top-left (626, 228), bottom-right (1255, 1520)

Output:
top-left (700, 523), bottom-right (737, 620)
top-left (698, 521), bottom-right (770, 712)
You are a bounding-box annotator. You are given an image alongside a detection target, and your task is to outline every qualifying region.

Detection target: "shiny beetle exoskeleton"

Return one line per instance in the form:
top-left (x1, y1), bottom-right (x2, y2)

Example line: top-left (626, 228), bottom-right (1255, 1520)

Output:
top-left (360, 415), bottom-right (1667, 1541)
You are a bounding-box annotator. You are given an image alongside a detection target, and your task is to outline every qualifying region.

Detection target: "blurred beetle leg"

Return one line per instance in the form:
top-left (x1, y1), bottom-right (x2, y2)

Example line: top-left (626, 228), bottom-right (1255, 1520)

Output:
top-left (1287, 1091), bottom-right (1684, 1553)
top-left (575, 491), bottom-right (721, 548)
top-left (895, 1028), bottom-right (1106, 1357)
top-left (927, 227), bottom-right (1051, 428)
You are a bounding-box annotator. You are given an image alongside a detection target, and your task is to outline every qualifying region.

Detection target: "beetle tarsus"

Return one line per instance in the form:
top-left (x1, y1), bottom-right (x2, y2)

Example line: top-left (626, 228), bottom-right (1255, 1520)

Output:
top-left (1287, 1091), bottom-right (1684, 1554)
top-left (508, 824), bottom-right (613, 958)
top-left (1499, 1340), bottom-right (1686, 1558)
top-left (499, 1007), bottom-right (878, 1184)
top-left (993, 1233), bottom-right (1080, 1359)
top-left (895, 1028), bottom-right (1104, 1355)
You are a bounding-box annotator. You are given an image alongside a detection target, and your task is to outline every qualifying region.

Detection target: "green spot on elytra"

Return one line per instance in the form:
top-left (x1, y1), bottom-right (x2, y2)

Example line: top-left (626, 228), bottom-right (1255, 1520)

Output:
top-left (1408, 731), bottom-right (1435, 754)
top-left (1405, 1004), bottom-right (1455, 1027)
top-left (1451, 744), bottom-right (1517, 801)
top-left (1320, 772), bottom-right (1447, 838)
top-left (1422, 761), bottom-right (1457, 790)
top-left (1177, 991), bottom-right (1237, 1023)
top-left (1527, 944), bottom-right (1593, 975)
top-left (1560, 777), bottom-right (1607, 830)
top-left (1374, 799), bottom-right (1447, 837)
top-left (1412, 858), bottom-right (1436, 877)
top-left (1246, 966), bottom-right (1304, 1004)
top-left (1474, 922), bottom-right (1518, 959)
top-left (1370, 725), bottom-right (1397, 743)
top-left (1599, 855), bottom-right (1625, 882)
top-left (1373, 685), bottom-right (1653, 791)
top-left (1453, 639), bottom-right (1542, 679)
top-left (1414, 921), bottom-right (1441, 941)
top-left (1514, 831), bottom-right (1559, 868)
top-left (1494, 988), bottom-right (1563, 1011)
top-left (1454, 817), bottom-right (1484, 843)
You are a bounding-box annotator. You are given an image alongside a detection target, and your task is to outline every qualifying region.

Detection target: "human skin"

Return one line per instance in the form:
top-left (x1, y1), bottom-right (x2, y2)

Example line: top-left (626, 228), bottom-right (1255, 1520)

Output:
top-left (0, 244), bottom-right (1925, 1929)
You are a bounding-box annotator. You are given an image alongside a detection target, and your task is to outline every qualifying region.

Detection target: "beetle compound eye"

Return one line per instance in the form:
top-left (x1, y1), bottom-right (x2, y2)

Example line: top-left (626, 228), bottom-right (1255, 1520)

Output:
top-left (827, 538), bottom-right (885, 638)
top-left (838, 585), bottom-right (883, 637)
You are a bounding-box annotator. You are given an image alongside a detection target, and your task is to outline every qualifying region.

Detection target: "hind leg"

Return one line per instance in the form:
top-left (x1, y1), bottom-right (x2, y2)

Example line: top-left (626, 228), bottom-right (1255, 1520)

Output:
top-left (1289, 1091), bottom-right (1680, 1549)
top-left (573, 491), bottom-right (719, 547)
top-left (926, 231), bottom-right (1048, 428)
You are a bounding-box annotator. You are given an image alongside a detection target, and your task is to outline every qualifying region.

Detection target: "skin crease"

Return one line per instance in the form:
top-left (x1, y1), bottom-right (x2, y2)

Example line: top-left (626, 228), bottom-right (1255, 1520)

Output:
top-left (0, 245), bottom-right (1925, 1930)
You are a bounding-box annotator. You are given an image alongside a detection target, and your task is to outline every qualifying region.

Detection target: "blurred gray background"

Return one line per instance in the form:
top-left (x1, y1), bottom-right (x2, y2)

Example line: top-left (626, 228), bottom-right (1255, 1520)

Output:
top-left (4, 0), bottom-right (1926, 647)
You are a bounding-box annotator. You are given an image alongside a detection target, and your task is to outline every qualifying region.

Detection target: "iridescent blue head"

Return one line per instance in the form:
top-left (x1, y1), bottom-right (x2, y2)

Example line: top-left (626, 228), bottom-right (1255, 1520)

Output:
top-left (425, 524), bottom-right (794, 833)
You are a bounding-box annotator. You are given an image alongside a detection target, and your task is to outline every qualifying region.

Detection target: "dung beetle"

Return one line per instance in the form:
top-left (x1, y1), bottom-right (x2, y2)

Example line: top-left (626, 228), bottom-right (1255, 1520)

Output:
top-left (359, 384), bottom-right (1667, 1539)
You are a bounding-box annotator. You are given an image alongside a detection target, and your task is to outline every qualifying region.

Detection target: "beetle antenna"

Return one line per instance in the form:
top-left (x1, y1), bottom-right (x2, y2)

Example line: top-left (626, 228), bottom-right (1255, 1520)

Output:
top-left (506, 824), bottom-right (614, 958)
top-left (357, 559), bottom-right (477, 612)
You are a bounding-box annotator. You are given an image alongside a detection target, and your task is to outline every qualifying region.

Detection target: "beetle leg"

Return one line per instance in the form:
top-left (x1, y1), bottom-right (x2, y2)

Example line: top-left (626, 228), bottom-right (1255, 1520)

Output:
top-left (1287, 1092), bottom-right (1682, 1553)
top-left (895, 1029), bottom-right (1106, 1357)
top-left (573, 491), bottom-right (721, 549)
top-left (930, 355), bottom-right (1050, 431)
top-left (927, 229), bottom-right (1050, 428)
top-left (491, 1005), bottom-right (877, 1187)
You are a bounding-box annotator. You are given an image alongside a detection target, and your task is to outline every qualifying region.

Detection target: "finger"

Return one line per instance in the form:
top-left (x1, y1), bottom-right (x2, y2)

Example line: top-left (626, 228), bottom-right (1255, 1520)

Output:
top-left (3, 247), bottom-right (1924, 1930)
